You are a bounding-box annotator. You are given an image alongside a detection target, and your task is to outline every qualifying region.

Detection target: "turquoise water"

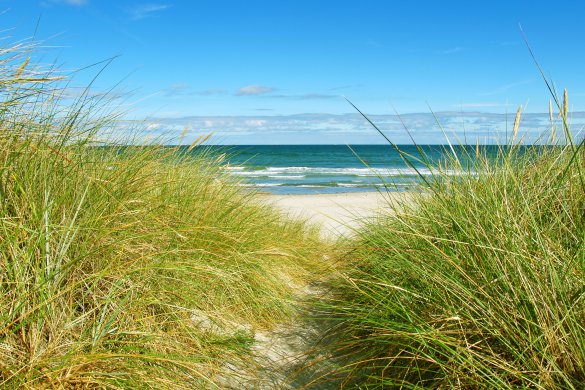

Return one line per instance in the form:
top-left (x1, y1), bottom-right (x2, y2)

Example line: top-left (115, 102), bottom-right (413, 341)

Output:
top-left (205, 144), bottom-right (488, 195)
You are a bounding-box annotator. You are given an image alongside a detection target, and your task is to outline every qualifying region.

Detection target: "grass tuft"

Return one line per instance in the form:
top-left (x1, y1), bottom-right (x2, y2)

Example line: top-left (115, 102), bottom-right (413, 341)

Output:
top-left (0, 39), bottom-right (325, 388)
top-left (316, 110), bottom-right (584, 388)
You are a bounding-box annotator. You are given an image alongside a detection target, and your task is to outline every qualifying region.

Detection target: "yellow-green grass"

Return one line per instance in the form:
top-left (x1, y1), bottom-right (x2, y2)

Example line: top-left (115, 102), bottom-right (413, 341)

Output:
top-left (0, 43), bottom-right (326, 387)
top-left (314, 109), bottom-right (584, 388)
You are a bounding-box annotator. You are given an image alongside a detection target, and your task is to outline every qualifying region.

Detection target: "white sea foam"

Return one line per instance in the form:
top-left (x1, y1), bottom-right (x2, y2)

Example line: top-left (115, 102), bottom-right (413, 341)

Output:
top-left (226, 166), bottom-right (462, 177)
top-left (267, 175), bottom-right (305, 179)
top-left (239, 183), bottom-right (282, 187)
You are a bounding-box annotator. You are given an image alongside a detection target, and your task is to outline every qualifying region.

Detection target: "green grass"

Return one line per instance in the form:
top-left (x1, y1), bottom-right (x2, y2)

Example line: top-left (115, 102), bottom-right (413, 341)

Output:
top-left (2, 32), bottom-right (584, 390)
top-left (313, 106), bottom-right (584, 388)
top-left (0, 41), bottom-right (326, 388)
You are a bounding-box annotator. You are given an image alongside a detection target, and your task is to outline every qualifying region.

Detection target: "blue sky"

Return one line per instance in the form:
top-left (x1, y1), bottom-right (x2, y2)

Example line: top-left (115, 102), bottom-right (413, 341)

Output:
top-left (3, 0), bottom-right (585, 143)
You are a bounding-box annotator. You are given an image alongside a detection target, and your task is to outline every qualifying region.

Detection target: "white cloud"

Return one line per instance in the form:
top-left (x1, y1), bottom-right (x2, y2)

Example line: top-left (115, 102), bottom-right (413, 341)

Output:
top-left (146, 122), bottom-right (162, 131)
top-left (41, 0), bottom-right (88, 6)
top-left (197, 88), bottom-right (228, 96)
top-left (128, 3), bottom-right (172, 21)
top-left (163, 84), bottom-right (228, 97)
top-left (234, 87), bottom-right (336, 100)
top-left (114, 111), bottom-right (585, 145)
top-left (235, 85), bottom-right (274, 96)
top-left (162, 83), bottom-right (190, 97)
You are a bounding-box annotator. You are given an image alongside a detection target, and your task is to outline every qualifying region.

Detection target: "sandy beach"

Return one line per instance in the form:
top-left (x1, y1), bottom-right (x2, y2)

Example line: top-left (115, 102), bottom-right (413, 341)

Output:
top-left (264, 191), bottom-right (410, 238)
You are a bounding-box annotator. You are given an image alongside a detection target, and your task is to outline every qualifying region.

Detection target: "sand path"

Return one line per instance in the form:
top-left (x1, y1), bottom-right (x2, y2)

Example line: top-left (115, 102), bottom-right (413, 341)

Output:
top-left (217, 192), bottom-right (412, 388)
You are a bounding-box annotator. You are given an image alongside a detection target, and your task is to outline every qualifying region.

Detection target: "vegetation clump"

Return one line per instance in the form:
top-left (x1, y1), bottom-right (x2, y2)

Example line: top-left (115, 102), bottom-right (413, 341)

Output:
top-left (0, 42), bottom-right (324, 388)
top-left (317, 106), bottom-right (584, 388)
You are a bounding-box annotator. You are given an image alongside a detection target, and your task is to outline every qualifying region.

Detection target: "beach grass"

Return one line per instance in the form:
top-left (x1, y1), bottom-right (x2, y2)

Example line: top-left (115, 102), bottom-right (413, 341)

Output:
top-left (311, 100), bottom-right (585, 388)
top-left (0, 41), bottom-right (326, 388)
top-left (2, 30), bottom-right (585, 390)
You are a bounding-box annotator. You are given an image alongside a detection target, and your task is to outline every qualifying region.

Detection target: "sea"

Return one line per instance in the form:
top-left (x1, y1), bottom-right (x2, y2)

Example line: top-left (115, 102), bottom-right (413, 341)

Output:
top-left (204, 144), bottom-right (495, 195)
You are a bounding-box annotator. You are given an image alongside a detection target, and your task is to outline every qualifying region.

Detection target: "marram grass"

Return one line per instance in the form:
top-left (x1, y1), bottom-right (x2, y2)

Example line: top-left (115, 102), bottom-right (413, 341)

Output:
top-left (314, 113), bottom-right (584, 388)
top-left (3, 32), bottom-right (584, 390)
top-left (0, 42), bottom-right (325, 388)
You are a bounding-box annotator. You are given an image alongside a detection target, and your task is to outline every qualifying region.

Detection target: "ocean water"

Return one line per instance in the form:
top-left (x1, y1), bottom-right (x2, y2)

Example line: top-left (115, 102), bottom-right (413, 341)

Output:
top-left (204, 144), bottom-right (485, 195)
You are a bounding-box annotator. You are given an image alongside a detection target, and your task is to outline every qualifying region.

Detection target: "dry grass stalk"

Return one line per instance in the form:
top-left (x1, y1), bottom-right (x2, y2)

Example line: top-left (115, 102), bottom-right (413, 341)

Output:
top-left (511, 105), bottom-right (522, 142)
top-left (563, 88), bottom-right (568, 119)
top-left (549, 100), bottom-right (556, 142)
